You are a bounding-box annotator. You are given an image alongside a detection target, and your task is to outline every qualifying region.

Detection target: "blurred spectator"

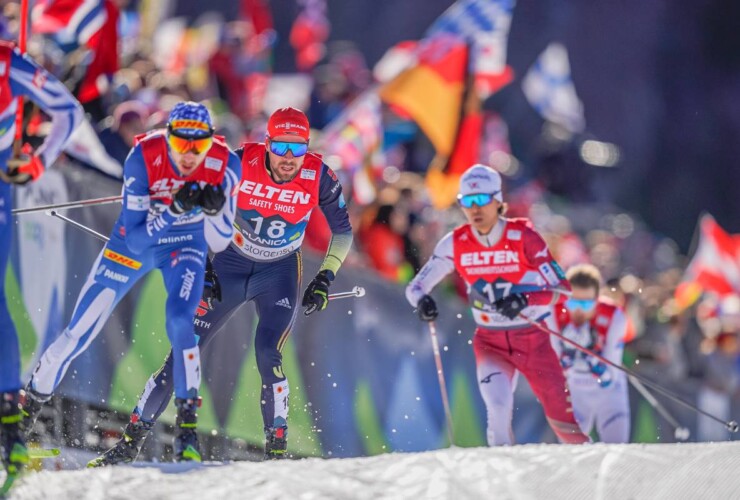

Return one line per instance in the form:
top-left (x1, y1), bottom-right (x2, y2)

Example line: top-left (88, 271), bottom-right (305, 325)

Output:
top-left (697, 332), bottom-right (740, 441)
top-left (97, 101), bottom-right (149, 165)
top-left (360, 204), bottom-right (413, 282)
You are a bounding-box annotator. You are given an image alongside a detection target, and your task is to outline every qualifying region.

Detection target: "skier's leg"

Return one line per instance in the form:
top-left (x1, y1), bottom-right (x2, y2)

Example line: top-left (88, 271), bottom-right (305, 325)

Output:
top-left (26, 241), bottom-right (150, 408)
top-left (249, 252), bottom-right (301, 458)
top-left (595, 378), bottom-right (631, 443)
top-left (159, 243), bottom-right (210, 462)
top-left (515, 328), bottom-right (589, 444)
top-left (473, 330), bottom-right (518, 446)
top-left (0, 181), bottom-right (21, 395)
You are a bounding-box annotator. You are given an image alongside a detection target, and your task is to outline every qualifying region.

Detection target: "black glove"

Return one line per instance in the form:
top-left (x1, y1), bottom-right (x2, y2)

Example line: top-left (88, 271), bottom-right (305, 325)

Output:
top-left (170, 181), bottom-right (202, 215)
top-left (302, 270), bottom-right (333, 316)
top-left (494, 294), bottom-right (529, 320)
top-left (416, 295), bottom-right (438, 322)
top-left (202, 257), bottom-right (221, 306)
top-left (199, 184), bottom-right (226, 216)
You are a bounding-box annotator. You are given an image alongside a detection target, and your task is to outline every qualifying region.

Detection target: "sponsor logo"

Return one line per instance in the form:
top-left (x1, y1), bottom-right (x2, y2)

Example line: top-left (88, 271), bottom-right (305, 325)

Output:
top-left (326, 167), bottom-right (338, 182)
top-left (205, 157), bottom-right (223, 171)
top-left (103, 249), bottom-right (142, 270)
top-left (96, 264), bottom-right (106, 276)
top-left (104, 268), bottom-right (130, 283)
top-left (127, 195), bottom-right (149, 211)
top-left (539, 262), bottom-right (561, 286)
top-left (596, 315), bottom-right (610, 327)
top-left (195, 299), bottom-right (210, 317)
top-left (0, 61), bottom-right (6, 76)
top-left (150, 178), bottom-right (187, 195)
top-left (153, 154), bottom-right (163, 167)
top-left (275, 297), bottom-right (292, 309)
top-left (507, 230), bottom-right (522, 241)
top-left (157, 234), bottom-right (194, 244)
top-left (274, 122), bottom-right (307, 131)
top-left (194, 318), bottom-right (212, 329)
top-left (124, 176), bottom-right (136, 187)
top-left (170, 120), bottom-right (210, 131)
top-left (249, 156), bottom-right (259, 167)
top-left (461, 251), bottom-right (519, 266)
top-left (239, 181), bottom-right (311, 205)
top-left (273, 366), bottom-right (285, 379)
top-left (32, 69), bottom-right (47, 89)
top-left (480, 372), bottom-right (501, 384)
top-left (179, 268), bottom-right (196, 300)
top-left (534, 247), bottom-right (549, 259)
top-left (300, 169), bottom-right (316, 180)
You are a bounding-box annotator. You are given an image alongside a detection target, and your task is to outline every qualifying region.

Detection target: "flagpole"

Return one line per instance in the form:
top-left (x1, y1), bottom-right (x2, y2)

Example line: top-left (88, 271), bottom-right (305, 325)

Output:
top-left (13, 0), bottom-right (30, 156)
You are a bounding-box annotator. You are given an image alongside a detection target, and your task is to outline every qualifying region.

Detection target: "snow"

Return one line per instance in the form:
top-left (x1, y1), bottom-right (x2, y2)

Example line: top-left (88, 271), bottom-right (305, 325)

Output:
top-left (8, 442), bottom-right (740, 500)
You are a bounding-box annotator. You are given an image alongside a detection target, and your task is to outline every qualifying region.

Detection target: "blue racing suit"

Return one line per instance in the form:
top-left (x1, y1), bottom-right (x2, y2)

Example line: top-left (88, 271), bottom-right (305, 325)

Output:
top-left (0, 41), bottom-right (83, 393)
top-left (131, 143), bottom-right (353, 433)
top-left (27, 132), bottom-right (241, 401)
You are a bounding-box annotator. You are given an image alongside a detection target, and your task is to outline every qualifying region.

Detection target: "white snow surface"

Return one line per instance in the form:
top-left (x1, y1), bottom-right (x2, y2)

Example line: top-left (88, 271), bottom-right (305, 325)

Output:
top-left (9, 442), bottom-right (740, 500)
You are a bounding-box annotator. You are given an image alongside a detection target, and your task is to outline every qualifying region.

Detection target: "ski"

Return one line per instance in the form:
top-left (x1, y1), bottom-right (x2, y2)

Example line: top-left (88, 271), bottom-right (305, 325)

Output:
top-left (0, 472), bottom-right (17, 497)
top-left (28, 448), bottom-right (60, 459)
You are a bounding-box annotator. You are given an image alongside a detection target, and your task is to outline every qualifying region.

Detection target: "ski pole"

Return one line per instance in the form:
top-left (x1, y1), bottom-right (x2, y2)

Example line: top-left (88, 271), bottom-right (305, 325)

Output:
top-left (520, 313), bottom-right (739, 433)
top-left (328, 286), bottom-right (366, 301)
top-left (12, 195), bottom-right (123, 215)
top-left (49, 210), bottom-right (109, 243)
top-left (628, 375), bottom-right (690, 441)
top-left (428, 320), bottom-right (455, 446)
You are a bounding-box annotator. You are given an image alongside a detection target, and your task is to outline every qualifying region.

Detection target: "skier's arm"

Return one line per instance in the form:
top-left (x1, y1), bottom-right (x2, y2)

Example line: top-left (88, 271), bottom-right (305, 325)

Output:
top-left (405, 232), bottom-right (455, 307)
top-left (521, 226), bottom-right (570, 305)
top-left (122, 146), bottom-right (179, 254)
top-left (9, 48), bottom-right (83, 167)
top-left (316, 163), bottom-right (353, 279)
top-left (602, 308), bottom-right (627, 366)
top-left (204, 151), bottom-right (241, 253)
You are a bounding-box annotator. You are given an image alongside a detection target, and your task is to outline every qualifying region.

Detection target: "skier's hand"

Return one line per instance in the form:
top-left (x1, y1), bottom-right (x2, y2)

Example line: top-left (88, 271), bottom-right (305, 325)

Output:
top-left (302, 270), bottom-right (333, 316)
top-left (416, 294), bottom-right (438, 322)
top-left (199, 184), bottom-right (226, 216)
top-left (169, 181), bottom-right (202, 215)
top-left (494, 293), bottom-right (528, 320)
top-left (202, 257), bottom-right (221, 305)
top-left (6, 144), bottom-right (45, 185)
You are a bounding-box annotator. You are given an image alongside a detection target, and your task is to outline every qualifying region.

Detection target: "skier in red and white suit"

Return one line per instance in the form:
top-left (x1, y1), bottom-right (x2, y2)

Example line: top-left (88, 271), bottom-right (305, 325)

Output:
top-left (406, 164), bottom-right (588, 446)
top-left (547, 264), bottom-right (630, 443)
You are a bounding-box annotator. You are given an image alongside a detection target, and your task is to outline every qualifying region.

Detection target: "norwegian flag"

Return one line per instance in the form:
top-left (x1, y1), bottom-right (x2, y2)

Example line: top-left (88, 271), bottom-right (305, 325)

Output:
top-left (680, 215), bottom-right (740, 302)
top-left (33, 0), bottom-right (107, 53)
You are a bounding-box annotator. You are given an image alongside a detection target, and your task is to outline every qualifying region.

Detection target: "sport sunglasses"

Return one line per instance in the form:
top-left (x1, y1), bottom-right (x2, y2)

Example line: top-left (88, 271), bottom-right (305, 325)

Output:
top-left (268, 140), bottom-right (308, 157)
top-left (457, 193), bottom-right (498, 208)
top-left (565, 298), bottom-right (597, 313)
top-left (167, 129), bottom-right (214, 155)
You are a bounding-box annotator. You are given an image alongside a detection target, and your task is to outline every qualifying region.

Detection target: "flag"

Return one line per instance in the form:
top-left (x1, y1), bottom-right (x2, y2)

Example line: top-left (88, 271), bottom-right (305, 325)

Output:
top-left (676, 215), bottom-right (740, 309)
top-left (317, 90), bottom-right (384, 204)
top-left (33, 0), bottom-right (107, 53)
top-left (522, 42), bottom-right (585, 134)
top-left (380, 0), bottom-right (516, 157)
top-left (380, 35), bottom-right (468, 157)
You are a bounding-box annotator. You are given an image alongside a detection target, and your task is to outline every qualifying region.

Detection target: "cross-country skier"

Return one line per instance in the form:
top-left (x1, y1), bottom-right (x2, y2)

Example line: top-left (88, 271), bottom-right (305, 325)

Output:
top-left (22, 101), bottom-right (241, 462)
top-left (405, 164), bottom-right (589, 446)
top-left (548, 264), bottom-right (630, 443)
top-left (88, 106), bottom-right (352, 465)
top-left (0, 40), bottom-right (83, 476)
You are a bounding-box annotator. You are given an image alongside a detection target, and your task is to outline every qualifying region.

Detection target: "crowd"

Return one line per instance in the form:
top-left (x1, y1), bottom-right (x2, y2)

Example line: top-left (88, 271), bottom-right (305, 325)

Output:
top-left (2, 0), bottom-right (738, 450)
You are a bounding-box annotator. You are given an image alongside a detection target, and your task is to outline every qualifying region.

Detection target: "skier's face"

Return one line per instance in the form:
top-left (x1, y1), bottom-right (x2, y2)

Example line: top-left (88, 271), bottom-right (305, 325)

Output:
top-left (170, 148), bottom-right (209, 177)
top-left (567, 286), bottom-right (598, 326)
top-left (460, 197), bottom-right (501, 234)
top-left (267, 136), bottom-right (308, 182)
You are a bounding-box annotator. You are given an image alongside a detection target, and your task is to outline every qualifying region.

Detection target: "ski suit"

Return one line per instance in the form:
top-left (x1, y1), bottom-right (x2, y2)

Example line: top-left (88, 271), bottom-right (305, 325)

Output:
top-left (549, 298), bottom-right (630, 442)
top-left (0, 41), bottom-right (83, 393)
top-left (131, 143), bottom-right (352, 433)
top-left (407, 218), bottom-right (589, 445)
top-left (28, 131), bottom-right (241, 400)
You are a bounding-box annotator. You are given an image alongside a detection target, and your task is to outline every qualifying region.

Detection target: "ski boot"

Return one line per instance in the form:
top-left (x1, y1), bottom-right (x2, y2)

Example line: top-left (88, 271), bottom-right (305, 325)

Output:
top-left (20, 387), bottom-right (49, 439)
top-left (264, 425), bottom-right (288, 460)
top-left (1, 392), bottom-right (29, 475)
top-left (173, 398), bottom-right (201, 462)
top-left (87, 417), bottom-right (154, 467)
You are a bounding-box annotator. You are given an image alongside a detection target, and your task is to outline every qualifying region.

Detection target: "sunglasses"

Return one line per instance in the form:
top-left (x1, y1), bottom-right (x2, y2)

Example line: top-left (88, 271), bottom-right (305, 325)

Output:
top-left (268, 140), bottom-right (308, 157)
top-left (457, 193), bottom-right (496, 208)
top-left (167, 130), bottom-right (213, 155)
top-left (565, 298), bottom-right (597, 313)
